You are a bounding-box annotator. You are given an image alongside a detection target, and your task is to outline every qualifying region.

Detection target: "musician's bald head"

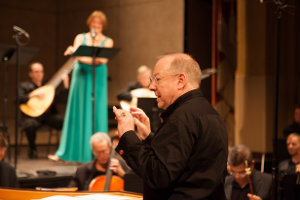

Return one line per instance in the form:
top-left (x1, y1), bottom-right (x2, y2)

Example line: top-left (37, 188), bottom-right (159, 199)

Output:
top-left (28, 62), bottom-right (44, 86)
top-left (286, 133), bottom-right (300, 157)
top-left (137, 65), bottom-right (152, 88)
top-left (29, 62), bottom-right (43, 72)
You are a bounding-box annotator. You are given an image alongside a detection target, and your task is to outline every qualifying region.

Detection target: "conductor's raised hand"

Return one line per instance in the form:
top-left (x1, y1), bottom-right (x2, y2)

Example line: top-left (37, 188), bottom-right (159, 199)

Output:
top-left (113, 106), bottom-right (135, 137)
top-left (130, 107), bottom-right (151, 140)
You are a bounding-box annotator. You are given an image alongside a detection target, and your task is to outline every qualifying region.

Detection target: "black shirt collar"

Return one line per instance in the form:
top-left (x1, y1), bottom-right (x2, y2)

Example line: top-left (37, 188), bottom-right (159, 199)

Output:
top-left (160, 89), bottom-right (203, 120)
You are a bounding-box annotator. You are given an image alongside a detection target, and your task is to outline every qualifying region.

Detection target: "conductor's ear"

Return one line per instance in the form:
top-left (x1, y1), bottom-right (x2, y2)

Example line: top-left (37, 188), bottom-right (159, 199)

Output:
top-left (177, 73), bottom-right (186, 90)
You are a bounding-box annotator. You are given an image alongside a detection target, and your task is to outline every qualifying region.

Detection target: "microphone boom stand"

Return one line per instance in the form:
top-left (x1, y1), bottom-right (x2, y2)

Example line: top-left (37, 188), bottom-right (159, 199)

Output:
top-left (13, 31), bottom-right (30, 168)
top-left (91, 36), bottom-right (96, 135)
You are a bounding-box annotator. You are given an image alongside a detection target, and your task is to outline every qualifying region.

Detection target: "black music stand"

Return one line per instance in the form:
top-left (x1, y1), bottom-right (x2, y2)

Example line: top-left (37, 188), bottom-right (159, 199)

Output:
top-left (137, 97), bottom-right (162, 132)
top-left (0, 44), bottom-right (38, 167)
top-left (72, 45), bottom-right (119, 134)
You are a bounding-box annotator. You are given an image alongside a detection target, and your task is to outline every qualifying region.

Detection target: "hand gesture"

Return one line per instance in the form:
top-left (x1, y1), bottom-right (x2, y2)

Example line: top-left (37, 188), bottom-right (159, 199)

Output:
top-left (64, 46), bottom-right (76, 56)
top-left (130, 107), bottom-right (151, 140)
top-left (113, 106), bottom-right (135, 137)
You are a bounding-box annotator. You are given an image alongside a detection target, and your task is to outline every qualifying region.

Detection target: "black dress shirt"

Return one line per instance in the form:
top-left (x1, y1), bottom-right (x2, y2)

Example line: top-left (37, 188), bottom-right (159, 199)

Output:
top-left (116, 89), bottom-right (228, 200)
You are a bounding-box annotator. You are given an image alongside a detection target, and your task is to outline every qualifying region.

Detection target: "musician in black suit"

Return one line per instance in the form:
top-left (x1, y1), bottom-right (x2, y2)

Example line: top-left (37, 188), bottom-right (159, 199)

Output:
top-left (18, 62), bottom-right (68, 158)
top-left (225, 145), bottom-right (272, 200)
top-left (68, 132), bottom-right (130, 191)
top-left (0, 133), bottom-right (18, 187)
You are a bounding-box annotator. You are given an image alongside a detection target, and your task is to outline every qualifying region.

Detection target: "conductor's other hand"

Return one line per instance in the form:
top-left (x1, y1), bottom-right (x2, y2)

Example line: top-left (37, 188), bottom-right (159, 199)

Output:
top-left (113, 106), bottom-right (135, 137)
top-left (130, 107), bottom-right (151, 140)
top-left (64, 46), bottom-right (76, 56)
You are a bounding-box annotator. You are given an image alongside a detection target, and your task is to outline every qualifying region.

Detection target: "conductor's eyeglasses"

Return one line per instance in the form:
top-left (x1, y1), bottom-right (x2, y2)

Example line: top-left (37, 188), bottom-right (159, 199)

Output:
top-left (149, 74), bottom-right (178, 85)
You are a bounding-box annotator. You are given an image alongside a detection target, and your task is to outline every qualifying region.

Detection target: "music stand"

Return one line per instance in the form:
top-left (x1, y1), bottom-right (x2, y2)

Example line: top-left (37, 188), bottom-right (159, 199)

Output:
top-left (0, 44), bottom-right (38, 167)
top-left (72, 45), bottom-right (119, 134)
top-left (137, 97), bottom-right (162, 132)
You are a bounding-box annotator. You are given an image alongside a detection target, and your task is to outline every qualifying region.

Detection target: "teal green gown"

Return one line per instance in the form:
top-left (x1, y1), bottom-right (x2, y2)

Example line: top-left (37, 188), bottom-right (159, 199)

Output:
top-left (55, 33), bottom-right (109, 162)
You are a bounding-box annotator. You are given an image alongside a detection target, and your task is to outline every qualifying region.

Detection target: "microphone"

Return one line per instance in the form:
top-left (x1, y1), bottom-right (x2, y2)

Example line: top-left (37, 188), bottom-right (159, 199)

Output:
top-left (91, 28), bottom-right (96, 40)
top-left (13, 25), bottom-right (30, 38)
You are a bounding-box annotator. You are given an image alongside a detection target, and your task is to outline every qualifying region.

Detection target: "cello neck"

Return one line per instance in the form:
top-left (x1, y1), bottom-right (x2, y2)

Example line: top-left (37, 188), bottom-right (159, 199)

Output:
top-left (103, 145), bottom-right (116, 191)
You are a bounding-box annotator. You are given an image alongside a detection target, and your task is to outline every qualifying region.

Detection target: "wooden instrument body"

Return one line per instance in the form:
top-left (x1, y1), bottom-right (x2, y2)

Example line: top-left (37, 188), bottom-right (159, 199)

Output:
top-left (88, 136), bottom-right (124, 192)
top-left (19, 85), bottom-right (55, 117)
top-left (89, 175), bottom-right (124, 191)
top-left (19, 57), bottom-right (76, 117)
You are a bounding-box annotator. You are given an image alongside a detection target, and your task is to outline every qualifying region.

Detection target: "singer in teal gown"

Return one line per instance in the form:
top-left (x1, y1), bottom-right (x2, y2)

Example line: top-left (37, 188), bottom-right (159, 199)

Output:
top-left (54, 11), bottom-right (113, 163)
top-left (55, 34), bottom-right (109, 163)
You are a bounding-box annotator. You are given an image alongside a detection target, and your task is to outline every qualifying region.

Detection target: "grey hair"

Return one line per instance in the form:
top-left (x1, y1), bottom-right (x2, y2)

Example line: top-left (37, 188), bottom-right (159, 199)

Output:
top-left (228, 145), bottom-right (253, 166)
top-left (90, 132), bottom-right (111, 147)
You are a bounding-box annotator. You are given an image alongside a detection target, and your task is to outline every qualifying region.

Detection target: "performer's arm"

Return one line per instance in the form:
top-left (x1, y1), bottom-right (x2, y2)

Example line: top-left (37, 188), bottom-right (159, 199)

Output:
top-left (18, 83), bottom-right (30, 104)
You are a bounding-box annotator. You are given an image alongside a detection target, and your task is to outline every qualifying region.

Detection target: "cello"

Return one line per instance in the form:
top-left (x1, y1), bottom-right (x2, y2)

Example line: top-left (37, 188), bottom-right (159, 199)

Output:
top-left (88, 136), bottom-right (124, 191)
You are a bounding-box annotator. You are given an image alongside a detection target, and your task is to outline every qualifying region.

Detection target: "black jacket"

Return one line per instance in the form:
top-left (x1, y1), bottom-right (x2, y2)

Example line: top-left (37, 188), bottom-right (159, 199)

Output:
top-left (224, 169), bottom-right (272, 200)
top-left (116, 89), bottom-right (228, 199)
top-left (0, 161), bottom-right (18, 188)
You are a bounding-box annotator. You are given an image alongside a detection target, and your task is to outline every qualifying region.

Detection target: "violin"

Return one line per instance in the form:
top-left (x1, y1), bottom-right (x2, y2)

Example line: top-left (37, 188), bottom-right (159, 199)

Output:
top-left (245, 160), bottom-right (255, 194)
top-left (88, 135), bottom-right (124, 191)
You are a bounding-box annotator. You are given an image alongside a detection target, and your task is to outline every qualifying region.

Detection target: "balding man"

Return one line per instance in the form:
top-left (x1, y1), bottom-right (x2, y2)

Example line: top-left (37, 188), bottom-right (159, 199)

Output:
top-left (117, 65), bottom-right (152, 102)
top-left (19, 62), bottom-right (68, 158)
top-left (113, 53), bottom-right (228, 199)
top-left (279, 133), bottom-right (300, 175)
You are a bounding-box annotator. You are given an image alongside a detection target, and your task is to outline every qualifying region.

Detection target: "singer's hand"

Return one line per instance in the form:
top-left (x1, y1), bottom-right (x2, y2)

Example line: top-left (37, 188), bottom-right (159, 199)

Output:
top-left (64, 46), bottom-right (75, 56)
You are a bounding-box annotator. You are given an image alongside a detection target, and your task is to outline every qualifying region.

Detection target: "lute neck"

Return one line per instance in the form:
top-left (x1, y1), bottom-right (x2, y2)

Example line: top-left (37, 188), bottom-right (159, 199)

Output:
top-left (47, 57), bottom-right (77, 88)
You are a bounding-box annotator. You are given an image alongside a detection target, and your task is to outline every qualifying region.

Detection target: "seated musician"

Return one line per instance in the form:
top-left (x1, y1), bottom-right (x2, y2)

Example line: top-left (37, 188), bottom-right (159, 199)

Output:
top-left (278, 133), bottom-right (300, 198)
top-left (279, 133), bottom-right (300, 175)
top-left (68, 132), bottom-right (130, 191)
top-left (225, 145), bottom-right (272, 200)
top-left (0, 133), bottom-right (18, 187)
top-left (18, 62), bottom-right (68, 159)
top-left (117, 65), bottom-right (152, 102)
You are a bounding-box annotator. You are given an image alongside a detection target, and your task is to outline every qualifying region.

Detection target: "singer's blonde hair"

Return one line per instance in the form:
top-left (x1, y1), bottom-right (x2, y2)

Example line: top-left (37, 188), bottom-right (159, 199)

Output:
top-left (86, 10), bottom-right (107, 29)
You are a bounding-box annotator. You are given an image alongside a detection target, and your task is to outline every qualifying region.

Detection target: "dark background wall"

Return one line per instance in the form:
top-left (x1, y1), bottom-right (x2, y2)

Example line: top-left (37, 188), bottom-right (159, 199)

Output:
top-left (0, 0), bottom-right (299, 152)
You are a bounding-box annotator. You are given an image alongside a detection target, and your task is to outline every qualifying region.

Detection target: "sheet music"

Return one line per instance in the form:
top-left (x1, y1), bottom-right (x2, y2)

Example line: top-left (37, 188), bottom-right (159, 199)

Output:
top-left (35, 194), bottom-right (132, 200)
